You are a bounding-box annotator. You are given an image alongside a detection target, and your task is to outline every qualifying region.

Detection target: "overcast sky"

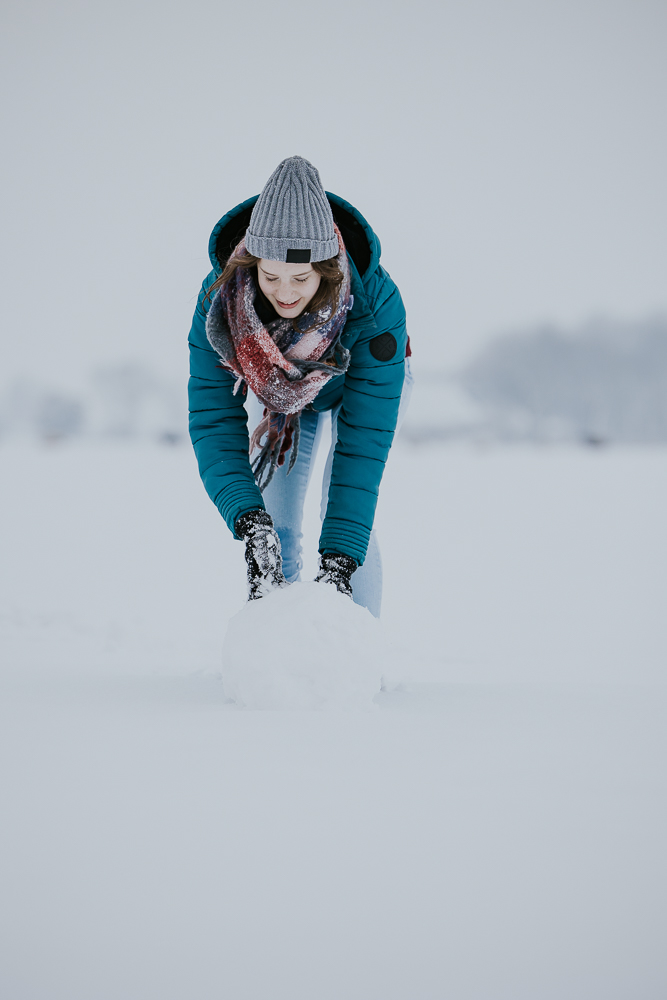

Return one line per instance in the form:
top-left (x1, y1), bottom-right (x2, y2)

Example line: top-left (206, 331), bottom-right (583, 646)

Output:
top-left (1, 0), bottom-right (666, 387)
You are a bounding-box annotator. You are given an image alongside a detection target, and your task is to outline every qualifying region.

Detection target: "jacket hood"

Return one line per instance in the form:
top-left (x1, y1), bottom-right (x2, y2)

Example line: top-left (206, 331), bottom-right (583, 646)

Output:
top-left (207, 192), bottom-right (382, 282)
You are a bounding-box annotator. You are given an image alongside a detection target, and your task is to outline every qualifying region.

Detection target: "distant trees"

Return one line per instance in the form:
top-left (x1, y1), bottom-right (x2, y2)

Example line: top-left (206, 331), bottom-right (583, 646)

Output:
top-left (460, 316), bottom-right (667, 444)
top-left (4, 317), bottom-right (667, 447)
top-left (36, 393), bottom-right (84, 442)
top-left (0, 363), bottom-right (186, 445)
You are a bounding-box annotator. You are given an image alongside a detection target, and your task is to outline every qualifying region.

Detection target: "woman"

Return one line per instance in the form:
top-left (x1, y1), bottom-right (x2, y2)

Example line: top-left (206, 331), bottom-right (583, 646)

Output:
top-left (188, 156), bottom-right (411, 617)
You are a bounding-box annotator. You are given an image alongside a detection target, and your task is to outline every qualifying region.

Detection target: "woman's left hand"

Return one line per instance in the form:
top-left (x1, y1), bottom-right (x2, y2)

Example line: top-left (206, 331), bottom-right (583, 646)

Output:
top-left (314, 552), bottom-right (357, 597)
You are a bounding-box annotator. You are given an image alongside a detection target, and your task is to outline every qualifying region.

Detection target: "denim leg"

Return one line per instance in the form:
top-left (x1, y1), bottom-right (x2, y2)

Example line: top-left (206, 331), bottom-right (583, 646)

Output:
top-left (350, 529), bottom-right (384, 618)
top-left (245, 395), bottom-right (324, 583)
top-left (398, 358), bottom-right (415, 431)
top-left (318, 360), bottom-right (415, 619)
top-left (319, 408), bottom-right (383, 618)
top-left (245, 362), bottom-right (414, 608)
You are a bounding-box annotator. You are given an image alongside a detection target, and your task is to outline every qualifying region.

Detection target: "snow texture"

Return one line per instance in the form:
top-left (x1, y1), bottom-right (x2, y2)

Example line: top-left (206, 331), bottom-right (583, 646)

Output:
top-left (222, 582), bottom-right (383, 710)
top-left (1, 441), bottom-right (666, 999)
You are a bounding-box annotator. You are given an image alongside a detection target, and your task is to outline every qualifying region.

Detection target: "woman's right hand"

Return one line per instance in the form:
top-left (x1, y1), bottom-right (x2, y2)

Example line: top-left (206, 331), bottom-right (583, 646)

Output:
top-left (234, 509), bottom-right (288, 601)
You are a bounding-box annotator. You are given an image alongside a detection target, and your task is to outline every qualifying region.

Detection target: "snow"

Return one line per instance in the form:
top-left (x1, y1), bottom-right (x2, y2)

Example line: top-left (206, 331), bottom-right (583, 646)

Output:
top-left (1, 440), bottom-right (667, 998)
top-left (222, 582), bottom-right (383, 710)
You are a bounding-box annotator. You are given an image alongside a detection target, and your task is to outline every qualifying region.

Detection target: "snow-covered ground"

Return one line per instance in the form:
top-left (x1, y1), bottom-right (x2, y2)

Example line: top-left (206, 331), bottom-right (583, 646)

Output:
top-left (1, 440), bottom-right (666, 998)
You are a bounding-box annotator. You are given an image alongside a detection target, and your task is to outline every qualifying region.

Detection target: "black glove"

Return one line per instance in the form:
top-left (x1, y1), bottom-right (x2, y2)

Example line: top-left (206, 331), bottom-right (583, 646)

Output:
top-left (235, 509), bottom-right (288, 601)
top-left (314, 551), bottom-right (358, 597)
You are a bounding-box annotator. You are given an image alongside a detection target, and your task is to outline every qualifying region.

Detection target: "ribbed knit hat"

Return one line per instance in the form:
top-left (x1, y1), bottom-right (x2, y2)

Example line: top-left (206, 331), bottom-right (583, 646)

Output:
top-left (245, 156), bottom-right (339, 263)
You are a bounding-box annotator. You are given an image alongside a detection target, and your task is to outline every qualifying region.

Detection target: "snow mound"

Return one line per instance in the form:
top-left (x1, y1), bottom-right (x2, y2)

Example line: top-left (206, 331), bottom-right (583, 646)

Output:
top-left (221, 581), bottom-right (383, 710)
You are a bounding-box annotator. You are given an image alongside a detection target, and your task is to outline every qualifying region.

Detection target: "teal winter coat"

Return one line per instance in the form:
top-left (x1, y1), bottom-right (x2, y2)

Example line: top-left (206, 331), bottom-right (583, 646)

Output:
top-left (188, 193), bottom-right (408, 566)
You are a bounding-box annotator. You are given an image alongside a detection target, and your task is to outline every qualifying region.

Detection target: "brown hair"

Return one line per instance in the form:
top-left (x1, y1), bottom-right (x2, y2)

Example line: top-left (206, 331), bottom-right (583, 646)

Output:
top-left (204, 250), bottom-right (344, 330)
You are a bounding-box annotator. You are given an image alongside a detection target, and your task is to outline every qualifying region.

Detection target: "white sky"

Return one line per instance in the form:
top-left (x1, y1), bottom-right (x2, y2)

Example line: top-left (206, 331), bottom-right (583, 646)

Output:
top-left (1, 0), bottom-right (666, 386)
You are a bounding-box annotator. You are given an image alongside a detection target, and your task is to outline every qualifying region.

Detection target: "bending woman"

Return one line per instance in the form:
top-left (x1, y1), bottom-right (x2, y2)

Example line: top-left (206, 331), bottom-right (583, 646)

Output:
top-left (188, 156), bottom-right (411, 617)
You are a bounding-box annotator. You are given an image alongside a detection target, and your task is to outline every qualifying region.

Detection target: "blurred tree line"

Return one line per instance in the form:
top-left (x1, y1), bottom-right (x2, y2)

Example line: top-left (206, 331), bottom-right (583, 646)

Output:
top-left (0, 363), bottom-right (185, 445)
top-left (404, 316), bottom-right (667, 446)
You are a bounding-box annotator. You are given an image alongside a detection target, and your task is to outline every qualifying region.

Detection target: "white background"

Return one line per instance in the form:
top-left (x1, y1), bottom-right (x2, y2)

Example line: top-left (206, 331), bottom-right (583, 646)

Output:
top-left (1, 0), bottom-right (666, 387)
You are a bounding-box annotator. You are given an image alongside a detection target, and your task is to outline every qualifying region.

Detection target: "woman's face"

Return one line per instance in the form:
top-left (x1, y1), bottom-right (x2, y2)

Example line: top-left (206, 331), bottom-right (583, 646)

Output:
top-left (257, 259), bottom-right (321, 318)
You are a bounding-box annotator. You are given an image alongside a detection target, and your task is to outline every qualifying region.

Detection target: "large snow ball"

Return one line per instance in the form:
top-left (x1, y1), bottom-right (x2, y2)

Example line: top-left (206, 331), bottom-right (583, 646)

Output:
top-left (221, 582), bottom-right (384, 710)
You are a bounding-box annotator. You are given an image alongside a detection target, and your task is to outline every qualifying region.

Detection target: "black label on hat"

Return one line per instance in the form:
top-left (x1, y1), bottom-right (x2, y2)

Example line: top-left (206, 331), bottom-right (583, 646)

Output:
top-left (286, 249), bottom-right (311, 263)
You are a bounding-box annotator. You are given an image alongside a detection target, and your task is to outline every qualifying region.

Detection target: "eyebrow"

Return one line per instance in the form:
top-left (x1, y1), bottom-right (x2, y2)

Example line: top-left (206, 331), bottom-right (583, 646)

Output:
top-left (259, 266), bottom-right (312, 277)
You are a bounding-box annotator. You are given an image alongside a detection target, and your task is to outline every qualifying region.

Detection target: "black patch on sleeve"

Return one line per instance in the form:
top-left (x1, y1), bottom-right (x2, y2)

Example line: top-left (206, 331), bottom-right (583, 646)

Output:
top-left (286, 248), bottom-right (311, 263)
top-left (369, 332), bottom-right (397, 361)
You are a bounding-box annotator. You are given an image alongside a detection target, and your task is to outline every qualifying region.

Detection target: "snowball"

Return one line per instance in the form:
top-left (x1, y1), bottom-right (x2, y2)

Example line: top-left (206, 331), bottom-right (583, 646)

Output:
top-left (221, 581), bottom-right (384, 710)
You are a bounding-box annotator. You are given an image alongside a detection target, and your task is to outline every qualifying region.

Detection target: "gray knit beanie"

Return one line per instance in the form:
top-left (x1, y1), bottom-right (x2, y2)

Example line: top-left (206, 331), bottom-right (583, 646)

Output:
top-left (245, 156), bottom-right (339, 263)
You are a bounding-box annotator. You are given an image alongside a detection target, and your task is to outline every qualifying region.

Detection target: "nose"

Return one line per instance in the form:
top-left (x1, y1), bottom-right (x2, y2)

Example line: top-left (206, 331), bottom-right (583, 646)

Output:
top-left (278, 281), bottom-right (298, 302)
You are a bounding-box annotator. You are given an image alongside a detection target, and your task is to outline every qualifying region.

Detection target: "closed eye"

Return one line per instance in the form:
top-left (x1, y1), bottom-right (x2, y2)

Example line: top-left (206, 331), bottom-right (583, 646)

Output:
top-left (264, 275), bottom-right (308, 284)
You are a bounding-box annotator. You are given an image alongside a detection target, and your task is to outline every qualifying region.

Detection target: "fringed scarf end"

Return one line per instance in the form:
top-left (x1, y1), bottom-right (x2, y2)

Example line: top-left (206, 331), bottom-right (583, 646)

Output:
top-left (250, 411), bottom-right (302, 491)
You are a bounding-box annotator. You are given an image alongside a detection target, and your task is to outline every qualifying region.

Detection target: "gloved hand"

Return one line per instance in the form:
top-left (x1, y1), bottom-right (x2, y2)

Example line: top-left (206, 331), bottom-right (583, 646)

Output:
top-left (234, 509), bottom-right (288, 601)
top-left (314, 551), bottom-right (358, 598)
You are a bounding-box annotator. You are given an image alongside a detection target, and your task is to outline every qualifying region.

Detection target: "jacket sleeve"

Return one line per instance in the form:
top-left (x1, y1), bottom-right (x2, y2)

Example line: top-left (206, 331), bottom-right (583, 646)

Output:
top-left (188, 277), bottom-right (265, 536)
top-left (319, 271), bottom-right (407, 565)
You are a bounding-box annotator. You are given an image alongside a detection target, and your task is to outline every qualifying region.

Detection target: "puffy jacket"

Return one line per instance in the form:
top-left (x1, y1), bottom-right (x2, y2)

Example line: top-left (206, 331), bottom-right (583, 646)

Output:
top-left (188, 192), bottom-right (407, 566)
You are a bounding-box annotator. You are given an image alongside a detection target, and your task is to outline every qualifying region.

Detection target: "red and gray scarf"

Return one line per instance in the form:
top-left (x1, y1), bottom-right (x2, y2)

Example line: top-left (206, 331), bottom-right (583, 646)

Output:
top-left (206, 225), bottom-right (352, 489)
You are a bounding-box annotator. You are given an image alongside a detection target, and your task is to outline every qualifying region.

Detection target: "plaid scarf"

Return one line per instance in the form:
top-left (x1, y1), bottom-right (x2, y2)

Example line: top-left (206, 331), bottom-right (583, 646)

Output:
top-left (206, 225), bottom-right (352, 489)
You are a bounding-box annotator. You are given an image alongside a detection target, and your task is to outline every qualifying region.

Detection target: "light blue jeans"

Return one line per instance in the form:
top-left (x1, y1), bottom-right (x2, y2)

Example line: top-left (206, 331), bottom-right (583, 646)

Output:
top-left (245, 360), bottom-right (413, 618)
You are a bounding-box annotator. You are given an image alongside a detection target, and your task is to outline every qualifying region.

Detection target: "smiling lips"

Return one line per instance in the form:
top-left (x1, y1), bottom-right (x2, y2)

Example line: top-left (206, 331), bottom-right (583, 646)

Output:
top-left (277, 299), bottom-right (300, 309)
